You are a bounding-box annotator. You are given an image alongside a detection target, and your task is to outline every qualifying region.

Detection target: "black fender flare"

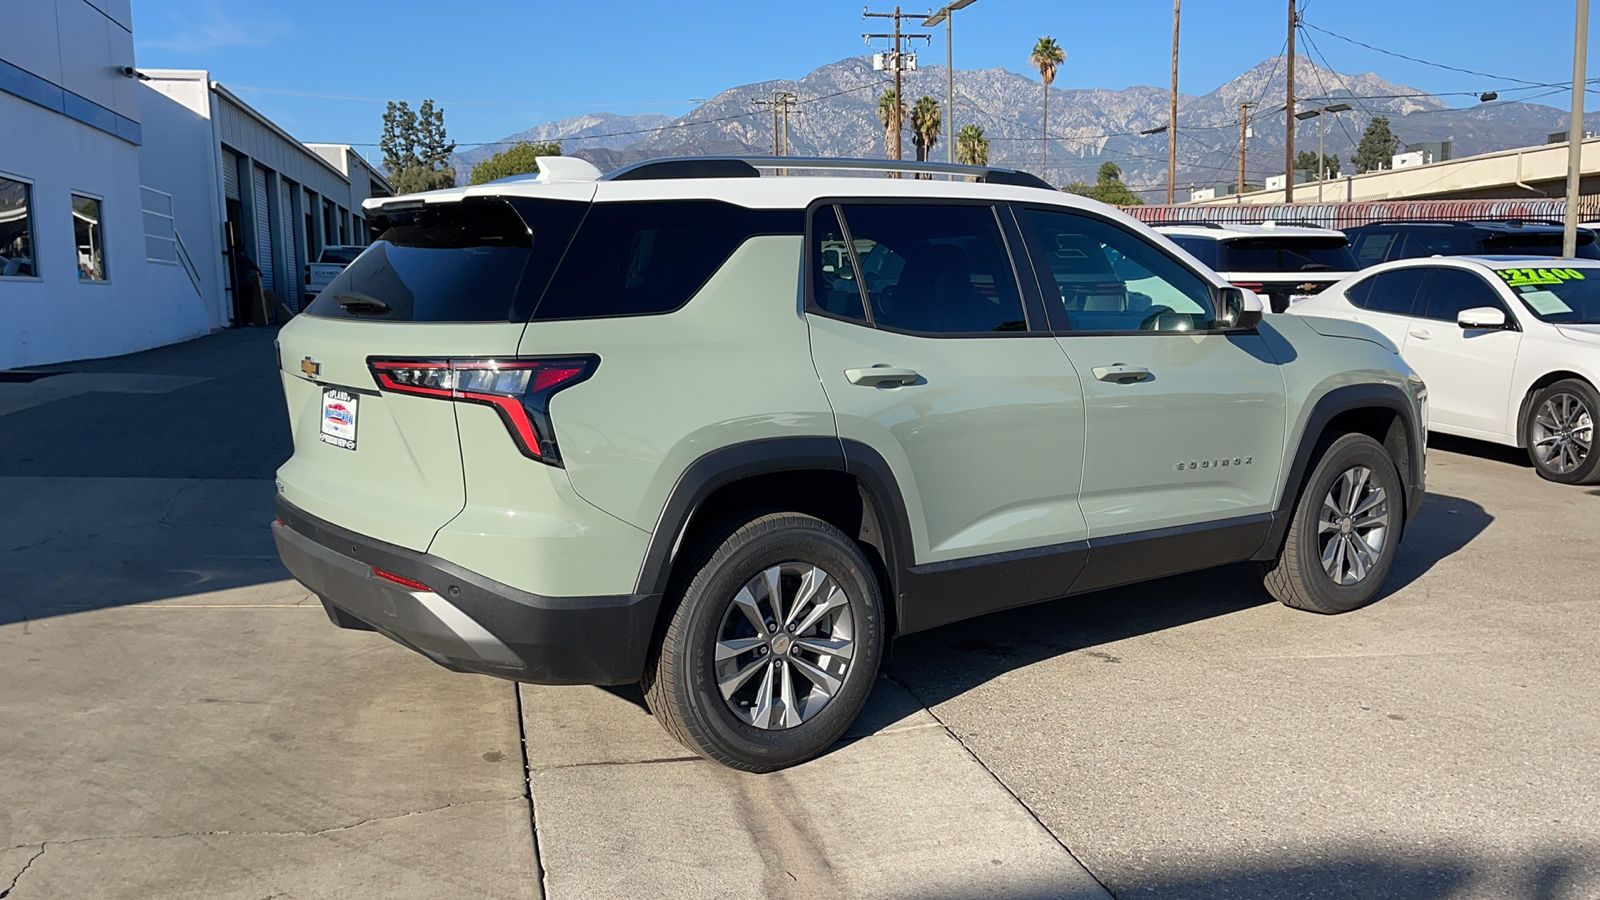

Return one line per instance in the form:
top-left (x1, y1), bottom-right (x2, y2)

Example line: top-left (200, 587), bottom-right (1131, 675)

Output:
top-left (1253, 382), bottom-right (1423, 560)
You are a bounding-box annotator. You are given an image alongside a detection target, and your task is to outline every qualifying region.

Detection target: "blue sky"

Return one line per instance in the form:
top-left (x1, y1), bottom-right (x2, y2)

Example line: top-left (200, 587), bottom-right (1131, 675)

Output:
top-left (131, 0), bottom-right (1600, 158)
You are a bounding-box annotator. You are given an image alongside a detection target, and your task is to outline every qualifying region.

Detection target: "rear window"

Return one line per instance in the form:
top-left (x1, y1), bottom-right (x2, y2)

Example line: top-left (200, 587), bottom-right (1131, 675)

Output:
top-left (317, 246), bottom-right (363, 265)
top-left (1478, 231), bottom-right (1600, 259)
top-left (1218, 236), bottom-right (1358, 273)
top-left (304, 197), bottom-right (584, 322)
top-left (530, 200), bottom-right (801, 321)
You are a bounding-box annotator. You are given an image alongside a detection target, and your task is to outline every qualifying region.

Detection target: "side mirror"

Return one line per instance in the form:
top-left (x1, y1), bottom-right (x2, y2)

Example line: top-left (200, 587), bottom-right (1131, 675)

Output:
top-left (1218, 286), bottom-right (1264, 330)
top-left (1457, 306), bottom-right (1508, 330)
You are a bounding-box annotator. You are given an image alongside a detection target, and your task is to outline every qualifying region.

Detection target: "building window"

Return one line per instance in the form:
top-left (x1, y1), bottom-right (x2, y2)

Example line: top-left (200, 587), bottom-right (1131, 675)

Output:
top-left (1, 174), bottom-right (37, 278)
top-left (72, 193), bottom-right (107, 281)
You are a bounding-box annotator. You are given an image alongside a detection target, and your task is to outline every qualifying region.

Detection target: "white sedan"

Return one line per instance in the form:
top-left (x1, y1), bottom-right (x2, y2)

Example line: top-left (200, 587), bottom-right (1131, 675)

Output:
top-left (1288, 255), bottom-right (1600, 484)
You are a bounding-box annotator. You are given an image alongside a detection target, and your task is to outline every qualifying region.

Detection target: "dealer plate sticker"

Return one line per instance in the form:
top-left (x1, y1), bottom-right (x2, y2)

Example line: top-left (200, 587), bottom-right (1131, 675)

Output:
top-left (320, 389), bottom-right (358, 450)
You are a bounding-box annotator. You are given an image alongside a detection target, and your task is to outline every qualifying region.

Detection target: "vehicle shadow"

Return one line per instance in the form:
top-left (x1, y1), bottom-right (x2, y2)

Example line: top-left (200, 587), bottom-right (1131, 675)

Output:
top-left (1428, 432), bottom-right (1533, 469)
top-left (885, 490), bottom-right (1490, 712)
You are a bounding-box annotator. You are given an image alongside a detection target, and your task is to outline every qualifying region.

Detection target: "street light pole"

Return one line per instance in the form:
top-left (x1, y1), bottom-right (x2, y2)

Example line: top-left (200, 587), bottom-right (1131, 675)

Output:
top-left (1294, 102), bottom-right (1350, 203)
top-left (1168, 0), bottom-right (1180, 204)
top-left (1565, 0), bottom-right (1590, 257)
top-left (923, 1), bottom-right (976, 167)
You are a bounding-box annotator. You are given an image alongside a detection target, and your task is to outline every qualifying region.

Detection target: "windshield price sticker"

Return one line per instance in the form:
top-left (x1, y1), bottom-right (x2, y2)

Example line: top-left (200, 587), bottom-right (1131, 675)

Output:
top-left (320, 388), bottom-right (358, 450)
top-left (1497, 267), bottom-right (1586, 287)
top-left (1517, 289), bottom-right (1575, 315)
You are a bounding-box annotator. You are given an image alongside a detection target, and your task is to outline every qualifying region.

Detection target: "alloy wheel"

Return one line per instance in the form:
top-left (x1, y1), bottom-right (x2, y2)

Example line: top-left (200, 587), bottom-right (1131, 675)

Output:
top-left (714, 562), bottom-right (856, 730)
top-left (1530, 392), bottom-right (1594, 475)
top-left (1318, 466), bottom-right (1390, 586)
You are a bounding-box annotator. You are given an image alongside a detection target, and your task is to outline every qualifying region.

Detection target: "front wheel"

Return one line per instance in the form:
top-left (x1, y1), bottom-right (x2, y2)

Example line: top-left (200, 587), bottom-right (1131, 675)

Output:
top-left (1524, 379), bottom-right (1600, 485)
top-left (1263, 432), bottom-right (1404, 614)
top-left (643, 513), bottom-right (883, 772)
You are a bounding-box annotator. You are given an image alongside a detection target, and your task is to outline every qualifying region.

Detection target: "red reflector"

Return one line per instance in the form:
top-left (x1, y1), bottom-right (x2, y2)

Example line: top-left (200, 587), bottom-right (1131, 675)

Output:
top-left (1231, 282), bottom-right (1264, 290)
top-left (372, 567), bottom-right (431, 591)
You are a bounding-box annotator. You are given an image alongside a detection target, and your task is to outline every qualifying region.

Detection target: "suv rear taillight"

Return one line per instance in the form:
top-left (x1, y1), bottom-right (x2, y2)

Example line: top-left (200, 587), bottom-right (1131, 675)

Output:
top-left (368, 356), bottom-right (598, 465)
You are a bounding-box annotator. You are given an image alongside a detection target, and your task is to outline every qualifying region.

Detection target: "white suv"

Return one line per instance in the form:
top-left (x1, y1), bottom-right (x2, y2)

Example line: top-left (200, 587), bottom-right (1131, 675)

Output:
top-left (1156, 222), bottom-right (1360, 313)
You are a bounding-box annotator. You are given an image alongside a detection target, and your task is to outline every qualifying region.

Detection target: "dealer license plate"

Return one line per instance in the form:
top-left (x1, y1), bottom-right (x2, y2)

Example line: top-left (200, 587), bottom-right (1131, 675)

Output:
top-left (319, 388), bottom-right (359, 450)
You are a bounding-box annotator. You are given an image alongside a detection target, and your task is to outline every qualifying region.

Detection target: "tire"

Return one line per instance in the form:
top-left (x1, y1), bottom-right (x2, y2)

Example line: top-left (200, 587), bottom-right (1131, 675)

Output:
top-left (643, 512), bottom-right (883, 772)
top-left (1263, 433), bottom-right (1404, 614)
top-left (1523, 379), bottom-right (1600, 485)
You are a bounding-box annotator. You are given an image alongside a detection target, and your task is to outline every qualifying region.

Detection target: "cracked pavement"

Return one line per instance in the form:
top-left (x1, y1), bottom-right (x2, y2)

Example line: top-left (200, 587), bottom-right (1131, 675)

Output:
top-left (3, 328), bottom-right (1598, 898)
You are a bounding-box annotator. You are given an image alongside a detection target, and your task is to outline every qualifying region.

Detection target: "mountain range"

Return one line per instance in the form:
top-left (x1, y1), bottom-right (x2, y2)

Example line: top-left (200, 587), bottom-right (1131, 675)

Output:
top-left (451, 55), bottom-right (1599, 199)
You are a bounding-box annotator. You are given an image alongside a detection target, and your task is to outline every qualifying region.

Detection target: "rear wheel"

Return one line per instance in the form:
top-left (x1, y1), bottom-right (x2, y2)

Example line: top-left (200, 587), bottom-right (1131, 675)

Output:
top-left (643, 513), bottom-right (883, 772)
top-left (1264, 432), bottom-right (1403, 614)
top-left (1524, 379), bottom-right (1600, 485)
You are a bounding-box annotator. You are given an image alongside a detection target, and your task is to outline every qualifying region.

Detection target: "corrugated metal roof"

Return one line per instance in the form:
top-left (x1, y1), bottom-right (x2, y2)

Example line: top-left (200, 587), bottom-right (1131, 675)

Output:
top-left (1122, 198), bottom-right (1600, 229)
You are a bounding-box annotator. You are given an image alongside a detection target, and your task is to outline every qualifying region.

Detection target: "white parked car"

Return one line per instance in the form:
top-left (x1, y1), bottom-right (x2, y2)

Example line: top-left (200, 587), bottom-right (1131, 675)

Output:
top-left (1155, 222), bottom-right (1359, 313)
top-left (1288, 255), bottom-right (1600, 484)
top-left (303, 245), bottom-right (366, 300)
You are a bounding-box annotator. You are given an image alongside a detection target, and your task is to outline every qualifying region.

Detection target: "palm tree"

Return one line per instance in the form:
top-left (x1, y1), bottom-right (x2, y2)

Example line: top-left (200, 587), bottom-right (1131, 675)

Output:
top-left (876, 90), bottom-right (906, 161)
top-left (955, 124), bottom-right (989, 167)
top-left (1029, 37), bottom-right (1066, 182)
top-left (910, 95), bottom-right (942, 165)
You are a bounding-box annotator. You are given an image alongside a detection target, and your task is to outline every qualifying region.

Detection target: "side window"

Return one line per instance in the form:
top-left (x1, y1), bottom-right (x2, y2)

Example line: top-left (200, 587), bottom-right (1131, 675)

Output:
top-left (1344, 275), bottom-right (1377, 308)
top-left (810, 205), bottom-right (866, 321)
top-left (1350, 231), bottom-right (1396, 267)
top-left (0, 174), bottom-right (37, 277)
top-left (1167, 235), bottom-right (1219, 269)
top-left (1423, 268), bottom-right (1509, 322)
top-left (1358, 268), bottom-right (1431, 317)
top-left (1023, 207), bottom-right (1215, 332)
top-left (534, 200), bottom-right (801, 321)
top-left (834, 204), bottom-right (1026, 334)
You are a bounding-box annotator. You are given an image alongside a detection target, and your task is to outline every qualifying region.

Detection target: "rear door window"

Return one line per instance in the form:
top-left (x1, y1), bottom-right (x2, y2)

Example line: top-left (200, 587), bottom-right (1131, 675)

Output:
top-left (304, 197), bottom-right (584, 322)
top-left (531, 200), bottom-right (801, 321)
top-left (1349, 230), bottom-right (1398, 267)
top-left (830, 203), bottom-right (1027, 334)
top-left (1218, 237), bottom-right (1358, 273)
top-left (1355, 267), bottom-right (1432, 317)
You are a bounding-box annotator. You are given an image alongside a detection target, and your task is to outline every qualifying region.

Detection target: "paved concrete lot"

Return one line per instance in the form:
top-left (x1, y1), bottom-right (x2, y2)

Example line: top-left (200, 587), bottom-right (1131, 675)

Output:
top-left (3, 328), bottom-right (1597, 899)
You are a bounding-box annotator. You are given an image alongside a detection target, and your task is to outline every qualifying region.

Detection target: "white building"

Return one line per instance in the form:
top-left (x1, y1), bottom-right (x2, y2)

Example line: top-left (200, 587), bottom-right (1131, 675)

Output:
top-left (0, 4), bottom-right (390, 370)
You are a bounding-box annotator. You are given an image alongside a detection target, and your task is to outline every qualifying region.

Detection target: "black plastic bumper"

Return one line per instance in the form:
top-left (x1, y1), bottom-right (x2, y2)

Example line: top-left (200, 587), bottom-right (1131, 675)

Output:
top-left (272, 498), bottom-right (661, 685)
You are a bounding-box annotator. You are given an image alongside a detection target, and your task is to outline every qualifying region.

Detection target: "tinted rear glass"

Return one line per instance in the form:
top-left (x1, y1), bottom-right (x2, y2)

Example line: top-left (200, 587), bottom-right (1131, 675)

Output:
top-left (1357, 267), bottom-right (1432, 316)
top-left (1166, 235), bottom-right (1220, 269)
top-left (531, 201), bottom-right (802, 321)
top-left (1479, 231), bottom-right (1600, 259)
top-left (318, 247), bottom-right (363, 265)
top-left (304, 197), bottom-right (584, 322)
top-left (1219, 236), bottom-right (1358, 273)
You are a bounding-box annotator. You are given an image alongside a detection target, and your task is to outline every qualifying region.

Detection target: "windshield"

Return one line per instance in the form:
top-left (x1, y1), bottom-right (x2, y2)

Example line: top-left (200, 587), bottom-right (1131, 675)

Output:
top-left (1218, 236), bottom-right (1358, 273)
top-left (1494, 266), bottom-right (1600, 324)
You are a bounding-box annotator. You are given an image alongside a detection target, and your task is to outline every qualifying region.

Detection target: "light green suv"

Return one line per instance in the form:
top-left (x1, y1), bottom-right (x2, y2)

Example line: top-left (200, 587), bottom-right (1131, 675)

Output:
top-left (271, 156), bottom-right (1427, 772)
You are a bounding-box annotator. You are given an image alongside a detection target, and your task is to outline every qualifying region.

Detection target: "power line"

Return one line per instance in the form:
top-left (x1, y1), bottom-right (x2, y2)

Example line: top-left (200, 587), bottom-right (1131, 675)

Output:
top-left (1299, 19), bottom-right (1548, 88)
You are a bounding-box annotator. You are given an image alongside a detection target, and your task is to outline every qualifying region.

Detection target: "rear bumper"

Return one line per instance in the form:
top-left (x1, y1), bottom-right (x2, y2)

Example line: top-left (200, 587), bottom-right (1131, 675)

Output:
top-left (272, 498), bottom-right (661, 685)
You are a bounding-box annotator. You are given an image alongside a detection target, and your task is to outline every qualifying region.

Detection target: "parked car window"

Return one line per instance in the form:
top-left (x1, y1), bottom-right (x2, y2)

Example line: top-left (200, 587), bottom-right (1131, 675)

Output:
top-left (1166, 235), bottom-right (1220, 269)
top-left (318, 247), bottom-right (363, 265)
top-left (0, 174), bottom-right (36, 278)
top-left (71, 194), bottom-right (106, 281)
top-left (1025, 207), bottom-right (1215, 332)
top-left (1218, 237), bottom-right (1358, 273)
top-left (1354, 267), bottom-right (1431, 317)
top-left (1494, 267), bottom-right (1600, 324)
top-left (1422, 268), bottom-right (1509, 322)
top-left (1479, 230), bottom-right (1600, 259)
top-left (1349, 231), bottom-right (1398, 267)
top-left (1401, 231), bottom-right (1474, 258)
top-left (810, 205), bottom-right (867, 322)
top-left (307, 197), bottom-right (582, 322)
top-left (834, 203), bottom-right (1026, 334)
top-left (534, 200), bottom-right (801, 321)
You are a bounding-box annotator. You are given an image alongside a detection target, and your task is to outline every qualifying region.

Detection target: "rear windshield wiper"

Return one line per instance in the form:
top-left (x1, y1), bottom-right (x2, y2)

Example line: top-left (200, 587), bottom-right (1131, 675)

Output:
top-left (332, 292), bottom-right (391, 314)
top-left (1298, 263), bottom-right (1335, 271)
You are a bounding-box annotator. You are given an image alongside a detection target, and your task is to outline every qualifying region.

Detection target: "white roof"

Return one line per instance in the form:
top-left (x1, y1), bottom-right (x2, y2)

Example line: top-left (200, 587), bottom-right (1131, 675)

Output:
top-left (1154, 222), bottom-right (1348, 241)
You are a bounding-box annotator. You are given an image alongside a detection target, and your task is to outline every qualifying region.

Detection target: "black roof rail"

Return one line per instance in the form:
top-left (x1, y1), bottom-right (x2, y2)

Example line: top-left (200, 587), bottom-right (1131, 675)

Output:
top-left (1149, 220), bottom-right (1225, 228)
top-left (601, 155), bottom-right (1056, 190)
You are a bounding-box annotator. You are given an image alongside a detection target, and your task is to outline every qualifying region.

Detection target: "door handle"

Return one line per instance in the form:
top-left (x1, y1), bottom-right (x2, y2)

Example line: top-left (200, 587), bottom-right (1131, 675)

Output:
top-left (1408, 328), bottom-right (1432, 340)
top-left (845, 365), bottom-right (920, 387)
top-left (1092, 364), bottom-right (1152, 384)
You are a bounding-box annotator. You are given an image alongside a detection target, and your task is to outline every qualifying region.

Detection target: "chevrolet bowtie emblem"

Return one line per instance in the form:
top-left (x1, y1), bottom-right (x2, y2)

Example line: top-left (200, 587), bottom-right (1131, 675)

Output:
top-left (301, 357), bottom-right (321, 378)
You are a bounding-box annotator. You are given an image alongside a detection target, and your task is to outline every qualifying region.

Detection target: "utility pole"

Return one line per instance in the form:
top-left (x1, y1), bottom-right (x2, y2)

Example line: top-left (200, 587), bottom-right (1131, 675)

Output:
top-left (1238, 101), bottom-right (1256, 203)
top-left (1285, 0), bottom-right (1297, 202)
top-left (1565, 0), bottom-right (1590, 257)
top-left (865, 6), bottom-right (930, 162)
top-left (751, 90), bottom-right (801, 156)
top-left (1168, 0), bottom-right (1180, 204)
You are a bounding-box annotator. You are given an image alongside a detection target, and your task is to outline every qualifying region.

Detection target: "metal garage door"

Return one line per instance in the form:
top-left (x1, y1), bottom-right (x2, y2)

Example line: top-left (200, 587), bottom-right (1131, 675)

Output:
top-left (222, 149), bottom-right (240, 201)
top-left (251, 165), bottom-right (274, 294)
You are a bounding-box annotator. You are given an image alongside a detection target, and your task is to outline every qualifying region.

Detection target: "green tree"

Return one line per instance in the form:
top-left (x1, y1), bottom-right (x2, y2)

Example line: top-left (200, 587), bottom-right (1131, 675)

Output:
top-left (910, 96), bottom-right (942, 163)
top-left (876, 90), bottom-right (906, 159)
top-left (381, 99), bottom-right (457, 193)
top-left (1063, 162), bottom-right (1144, 206)
top-left (469, 141), bottom-right (563, 185)
top-left (1295, 150), bottom-right (1341, 181)
top-left (1029, 36), bottom-right (1066, 180)
top-left (1351, 116), bottom-right (1400, 174)
top-left (955, 124), bottom-right (989, 167)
